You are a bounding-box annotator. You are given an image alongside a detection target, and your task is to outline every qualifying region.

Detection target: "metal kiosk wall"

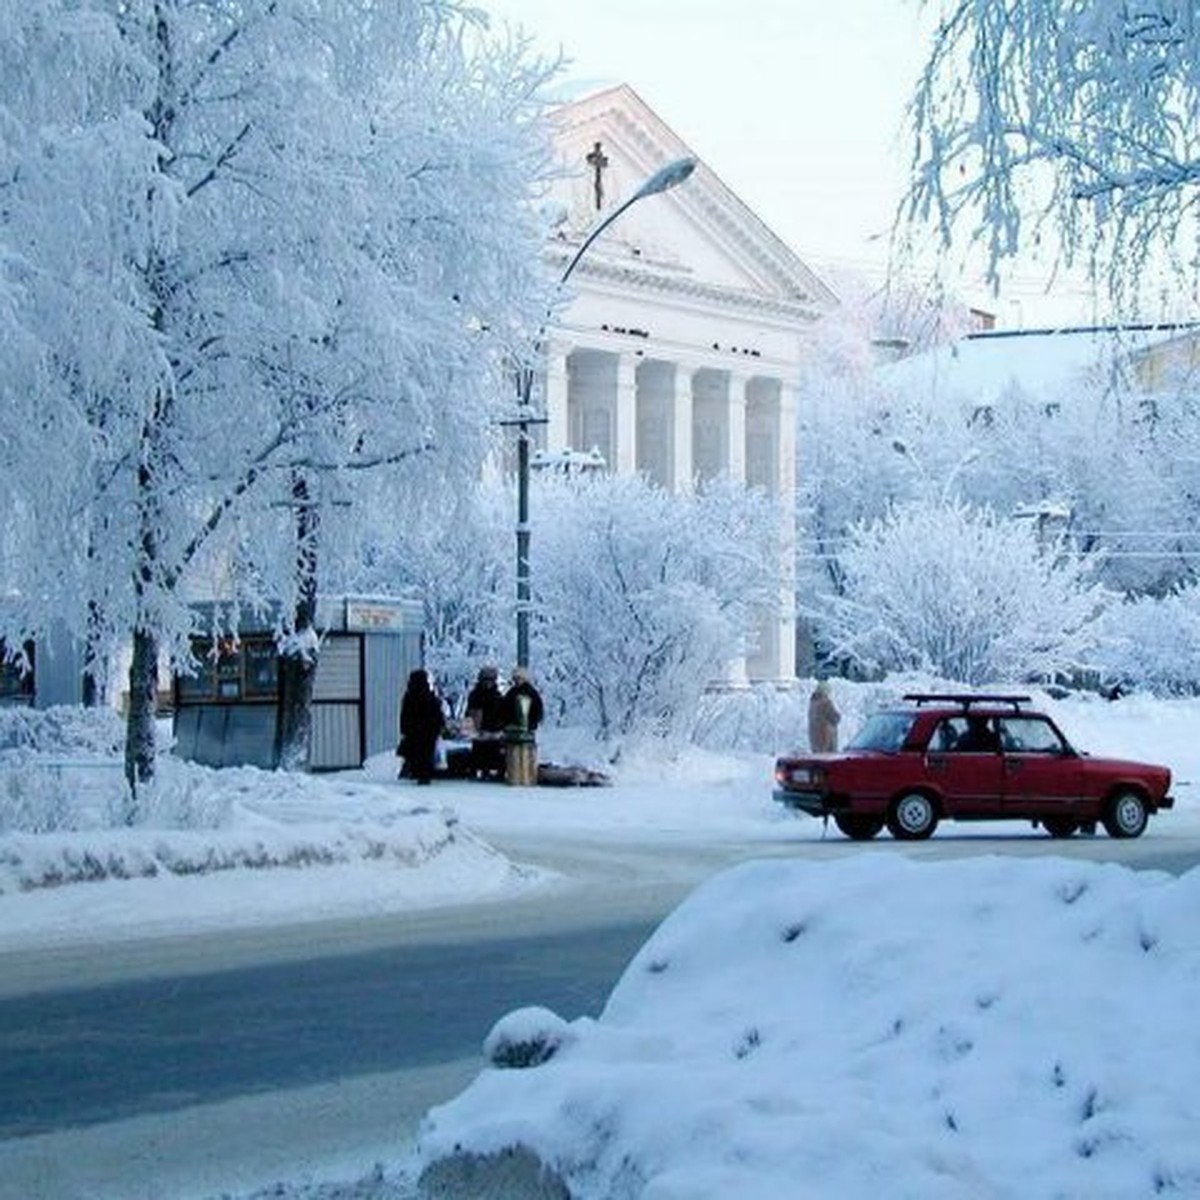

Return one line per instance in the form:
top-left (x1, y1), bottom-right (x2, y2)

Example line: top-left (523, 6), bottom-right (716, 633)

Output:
top-left (0, 628), bottom-right (85, 710)
top-left (173, 595), bottom-right (423, 771)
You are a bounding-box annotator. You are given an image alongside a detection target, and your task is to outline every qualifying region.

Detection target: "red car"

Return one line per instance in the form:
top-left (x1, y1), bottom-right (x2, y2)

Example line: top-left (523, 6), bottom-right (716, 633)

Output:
top-left (774, 693), bottom-right (1174, 841)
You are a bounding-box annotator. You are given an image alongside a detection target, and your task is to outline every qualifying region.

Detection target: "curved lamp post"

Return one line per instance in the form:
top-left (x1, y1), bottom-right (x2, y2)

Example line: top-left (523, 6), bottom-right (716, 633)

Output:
top-left (513, 156), bottom-right (696, 671)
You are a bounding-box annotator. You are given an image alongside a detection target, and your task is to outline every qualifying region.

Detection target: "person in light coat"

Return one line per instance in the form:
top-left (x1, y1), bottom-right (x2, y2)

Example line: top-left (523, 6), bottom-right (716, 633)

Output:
top-left (807, 679), bottom-right (841, 753)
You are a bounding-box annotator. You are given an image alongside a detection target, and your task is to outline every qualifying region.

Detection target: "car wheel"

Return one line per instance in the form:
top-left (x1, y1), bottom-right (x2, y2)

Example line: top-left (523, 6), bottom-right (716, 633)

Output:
top-left (834, 814), bottom-right (885, 841)
top-left (1102, 790), bottom-right (1148, 839)
top-left (886, 792), bottom-right (938, 840)
top-left (1042, 816), bottom-right (1078, 839)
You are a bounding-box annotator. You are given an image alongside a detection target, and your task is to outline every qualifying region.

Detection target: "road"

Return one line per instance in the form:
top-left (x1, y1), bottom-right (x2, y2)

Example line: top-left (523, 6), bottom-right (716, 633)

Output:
top-left (0, 829), bottom-right (1197, 1199)
top-left (0, 919), bottom-right (656, 1138)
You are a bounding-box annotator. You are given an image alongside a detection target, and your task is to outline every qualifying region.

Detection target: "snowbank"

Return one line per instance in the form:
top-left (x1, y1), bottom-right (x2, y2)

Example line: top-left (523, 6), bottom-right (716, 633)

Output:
top-left (417, 855), bottom-right (1200, 1200)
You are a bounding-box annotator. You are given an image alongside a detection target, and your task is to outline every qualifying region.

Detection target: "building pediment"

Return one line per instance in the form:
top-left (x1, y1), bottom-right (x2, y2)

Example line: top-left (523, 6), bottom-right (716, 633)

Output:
top-left (550, 85), bottom-right (836, 317)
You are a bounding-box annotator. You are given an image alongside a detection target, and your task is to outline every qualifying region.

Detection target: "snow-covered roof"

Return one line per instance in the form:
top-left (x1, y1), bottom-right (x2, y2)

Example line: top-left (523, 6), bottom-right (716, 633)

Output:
top-left (880, 323), bottom-right (1200, 406)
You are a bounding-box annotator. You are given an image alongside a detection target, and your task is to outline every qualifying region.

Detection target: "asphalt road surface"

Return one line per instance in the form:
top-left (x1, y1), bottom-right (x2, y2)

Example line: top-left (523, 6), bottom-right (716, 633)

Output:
top-left (0, 918), bottom-right (655, 1139)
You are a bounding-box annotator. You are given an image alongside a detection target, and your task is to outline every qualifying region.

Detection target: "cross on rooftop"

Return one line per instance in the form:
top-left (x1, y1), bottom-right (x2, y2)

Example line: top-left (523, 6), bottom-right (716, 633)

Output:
top-left (585, 140), bottom-right (609, 210)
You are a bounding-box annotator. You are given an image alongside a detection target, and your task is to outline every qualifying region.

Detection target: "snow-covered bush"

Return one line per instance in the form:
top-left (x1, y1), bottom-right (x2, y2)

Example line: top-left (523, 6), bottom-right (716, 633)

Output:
top-left (485, 1006), bottom-right (576, 1070)
top-left (0, 705), bottom-right (123, 755)
top-left (0, 706), bottom-right (235, 833)
top-left (0, 706), bottom-right (127, 832)
top-left (1091, 587), bottom-right (1200, 696)
top-left (809, 499), bottom-right (1108, 685)
top-left (532, 474), bottom-right (778, 740)
top-left (692, 673), bottom-right (970, 754)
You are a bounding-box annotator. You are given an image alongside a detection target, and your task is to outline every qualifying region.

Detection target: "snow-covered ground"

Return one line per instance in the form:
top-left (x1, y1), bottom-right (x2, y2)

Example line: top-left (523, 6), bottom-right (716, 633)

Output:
top-left (1, 688), bottom-right (1199, 1199)
top-left (420, 854), bottom-right (1200, 1199)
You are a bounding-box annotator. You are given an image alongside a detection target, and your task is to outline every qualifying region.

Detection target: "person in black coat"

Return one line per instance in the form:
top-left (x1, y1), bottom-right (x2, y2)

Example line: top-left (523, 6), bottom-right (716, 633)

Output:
top-left (502, 666), bottom-right (544, 734)
top-left (466, 664), bottom-right (506, 779)
top-left (399, 668), bottom-right (444, 785)
top-left (466, 665), bottom-right (506, 735)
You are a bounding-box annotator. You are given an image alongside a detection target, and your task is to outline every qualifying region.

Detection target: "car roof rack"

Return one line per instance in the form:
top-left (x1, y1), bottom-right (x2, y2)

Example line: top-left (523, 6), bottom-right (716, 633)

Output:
top-left (902, 693), bottom-right (1032, 710)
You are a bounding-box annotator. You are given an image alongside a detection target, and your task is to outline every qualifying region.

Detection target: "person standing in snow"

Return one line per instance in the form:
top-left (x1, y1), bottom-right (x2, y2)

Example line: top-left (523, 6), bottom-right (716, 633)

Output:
top-left (807, 679), bottom-right (841, 753)
top-left (399, 668), bottom-right (445, 785)
top-left (467, 665), bottom-right (505, 735)
top-left (502, 666), bottom-right (544, 734)
top-left (466, 664), bottom-right (506, 778)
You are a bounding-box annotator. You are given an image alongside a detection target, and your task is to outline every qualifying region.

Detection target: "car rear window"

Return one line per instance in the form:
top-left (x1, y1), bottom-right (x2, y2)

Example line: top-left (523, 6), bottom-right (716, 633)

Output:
top-left (846, 712), bottom-right (914, 752)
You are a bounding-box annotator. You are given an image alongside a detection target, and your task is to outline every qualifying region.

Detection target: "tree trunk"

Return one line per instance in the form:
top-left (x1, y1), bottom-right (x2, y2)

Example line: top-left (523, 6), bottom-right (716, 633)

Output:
top-left (275, 637), bottom-right (317, 771)
top-left (274, 473), bottom-right (320, 771)
top-left (82, 597), bottom-right (106, 708)
top-left (123, 626), bottom-right (159, 818)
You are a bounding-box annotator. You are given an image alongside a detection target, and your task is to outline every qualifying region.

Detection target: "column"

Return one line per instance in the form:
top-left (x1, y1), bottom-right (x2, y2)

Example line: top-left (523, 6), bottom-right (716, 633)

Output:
top-left (671, 363), bottom-right (694, 493)
top-left (545, 343), bottom-right (570, 454)
top-left (614, 353), bottom-right (638, 476)
top-left (723, 373), bottom-right (751, 687)
top-left (775, 380), bottom-right (798, 683)
top-left (777, 380), bottom-right (797, 498)
top-left (726, 372), bottom-right (748, 482)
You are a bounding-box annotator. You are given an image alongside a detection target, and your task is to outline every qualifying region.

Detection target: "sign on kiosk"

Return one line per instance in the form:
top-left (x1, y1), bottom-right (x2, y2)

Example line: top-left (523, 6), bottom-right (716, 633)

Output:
top-left (345, 598), bottom-right (412, 634)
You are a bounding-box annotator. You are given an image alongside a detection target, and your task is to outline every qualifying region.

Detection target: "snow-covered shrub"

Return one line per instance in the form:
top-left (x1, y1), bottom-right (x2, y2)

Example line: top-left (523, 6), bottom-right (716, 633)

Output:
top-left (809, 499), bottom-right (1108, 685)
top-left (692, 673), bottom-right (970, 754)
top-left (1091, 587), bottom-right (1200, 695)
top-left (0, 706), bottom-right (129, 833)
top-left (129, 758), bottom-right (235, 831)
top-left (532, 475), bottom-right (778, 739)
top-left (0, 706), bottom-right (235, 833)
top-left (485, 1006), bottom-right (576, 1069)
top-left (692, 683), bottom-right (809, 754)
top-left (0, 705), bottom-right (123, 755)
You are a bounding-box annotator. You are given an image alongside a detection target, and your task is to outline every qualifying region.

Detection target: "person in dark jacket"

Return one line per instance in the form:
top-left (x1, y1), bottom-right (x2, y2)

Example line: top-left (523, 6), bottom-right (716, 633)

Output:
top-left (502, 666), bottom-right (544, 734)
top-left (399, 668), bottom-right (444, 785)
top-left (466, 665), bottom-right (505, 735)
top-left (466, 664), bottom-right (506, 779)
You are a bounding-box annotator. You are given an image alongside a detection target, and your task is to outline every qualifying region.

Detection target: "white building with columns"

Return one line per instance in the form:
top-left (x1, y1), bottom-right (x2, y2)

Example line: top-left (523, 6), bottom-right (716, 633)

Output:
top-left (535, 85), bottom-right (837, 685)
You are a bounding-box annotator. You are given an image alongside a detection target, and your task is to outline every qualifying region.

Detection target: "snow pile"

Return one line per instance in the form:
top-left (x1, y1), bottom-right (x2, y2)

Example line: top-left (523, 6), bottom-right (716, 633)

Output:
top-left (0, 751), bottom-right (530, 899)
top-left (417, 855), bottom-right (1200, 1200)
top-left (0, 806), bottom-right (466, 895)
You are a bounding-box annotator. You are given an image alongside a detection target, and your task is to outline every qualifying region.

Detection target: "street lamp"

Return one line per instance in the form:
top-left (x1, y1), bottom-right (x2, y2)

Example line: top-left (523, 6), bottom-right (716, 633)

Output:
top-left (512, 155), bottom-right (697, 670)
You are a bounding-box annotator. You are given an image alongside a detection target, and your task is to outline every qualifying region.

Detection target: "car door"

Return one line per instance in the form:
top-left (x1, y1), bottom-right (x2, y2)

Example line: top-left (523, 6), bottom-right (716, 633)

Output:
top-left (997, 716), bottom-right (1084, 819)
top-left (923, 716), bottom-right (1007, 817)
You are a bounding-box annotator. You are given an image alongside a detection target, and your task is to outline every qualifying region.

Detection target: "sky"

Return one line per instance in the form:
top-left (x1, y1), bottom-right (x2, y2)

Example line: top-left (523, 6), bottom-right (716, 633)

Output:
top-left (1, 686), bottom-right (1197, 1197)
top-left (482, 0), bottom-right (1102, 329)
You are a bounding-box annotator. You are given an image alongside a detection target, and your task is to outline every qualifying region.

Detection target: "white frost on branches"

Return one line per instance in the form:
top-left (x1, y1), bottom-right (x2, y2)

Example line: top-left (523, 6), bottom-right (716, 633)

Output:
top-left (908, 0), bottom-right (1200, 308)
top-left (0, 0), bottom-right (558, 781)
top-left (809, 498), bottom-right (1109, 685)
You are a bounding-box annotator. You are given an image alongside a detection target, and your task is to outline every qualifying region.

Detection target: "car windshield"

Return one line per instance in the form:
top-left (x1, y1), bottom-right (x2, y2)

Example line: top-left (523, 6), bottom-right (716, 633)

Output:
top-left (846, 712), bottom-right (914, 753)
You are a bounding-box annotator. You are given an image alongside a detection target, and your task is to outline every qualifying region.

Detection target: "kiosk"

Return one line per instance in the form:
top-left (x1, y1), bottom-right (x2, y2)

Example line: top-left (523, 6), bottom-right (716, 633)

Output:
top-left (173, 595), bottom-right (423, 770)
top-left (0, 628), bottom-right (85, 710)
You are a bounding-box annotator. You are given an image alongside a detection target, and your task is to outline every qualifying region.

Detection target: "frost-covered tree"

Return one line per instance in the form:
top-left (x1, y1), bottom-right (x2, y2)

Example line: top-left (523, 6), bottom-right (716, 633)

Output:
top-left (907, 1), bottom-right (1200, 307)
top-left (797, 314), bottom-right (1200, 624)
top-left (530, 474), bottom-right (778, 740)
top-left (809, 498), bottom-right (1109, 684)
top-left (796, 305), bottom-right (981, 604)
top-left (1092, 584), bottom-right (1200, 693)
top-left (0, 0), bottom-right (555, 793)
top-left (342, 474), bottom-right (512, 711)
top-left (347, 470), bottom-right (778, 740)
